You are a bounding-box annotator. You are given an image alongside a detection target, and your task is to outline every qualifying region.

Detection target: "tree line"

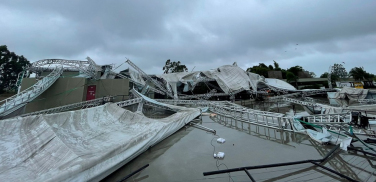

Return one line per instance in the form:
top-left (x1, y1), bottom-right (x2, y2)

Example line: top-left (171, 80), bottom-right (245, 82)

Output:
top-left (0, 45), bottom-right (30, 94)
top-left (320, 64), bottom-right (376, 83)
top-left (245, 60), bottom-right (316, 86)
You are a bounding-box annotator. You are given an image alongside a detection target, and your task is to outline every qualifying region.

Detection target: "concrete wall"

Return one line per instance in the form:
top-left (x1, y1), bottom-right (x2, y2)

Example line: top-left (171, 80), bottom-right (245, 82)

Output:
top-left (21, 77), bottom-right (86, 113)
top-left (40, 71), bottom-right (80, 77)
top-left (84, 79), bottom-right (130, 102)
top-left (0, 93), bottom-right (15, 101)
top-left (298, 71), bottom-right (312, 78)
top-left (17, 77), bottom-right (131, 114)
top-left (267, 71), bottom-right (283, 79)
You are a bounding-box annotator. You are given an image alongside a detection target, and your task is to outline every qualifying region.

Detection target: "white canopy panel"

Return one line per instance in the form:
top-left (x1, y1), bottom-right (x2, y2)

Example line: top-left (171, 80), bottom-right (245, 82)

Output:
top-left (265, 78), bottom-right (297, 91)
top-left (0, 102), bottom-right (200, 181)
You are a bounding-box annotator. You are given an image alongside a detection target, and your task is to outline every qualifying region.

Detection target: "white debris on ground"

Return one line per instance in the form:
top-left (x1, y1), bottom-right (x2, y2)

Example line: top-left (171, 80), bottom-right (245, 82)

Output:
top-left (0, 102), bottom-right (200, 182)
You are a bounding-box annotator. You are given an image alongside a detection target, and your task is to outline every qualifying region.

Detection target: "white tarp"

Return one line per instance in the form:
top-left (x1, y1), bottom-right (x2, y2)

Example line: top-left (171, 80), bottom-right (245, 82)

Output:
top-left (265, 78), bottom-right (296, 91)
top-left (156, 65), bottom-right (273, 94)
top-left (332, 86), bottom-right (369, 100)
top-left (306, 128), bottom-right (352, 151)
top-left (130, 64), bottom-right (295, 96)
top-left (0, 103), bottom-right (200, 182)
top-left (128, 69), bottom-right (146, 85)
top-left (206, 65), bottom-right (252, 94)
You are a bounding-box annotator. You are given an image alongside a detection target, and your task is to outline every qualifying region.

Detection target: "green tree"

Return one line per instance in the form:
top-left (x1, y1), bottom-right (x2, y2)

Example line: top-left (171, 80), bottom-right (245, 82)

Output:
top-left (162, 59), bottom-right (188, 74)
top-left (246, 63), bottom-right (271, 78)
top-left (0, 45), bottom-right (30, 93)
top-left (349, 67), bottom-right (373, 81)
top-left (273, 60), bottom-right (281, 71)
top-left (286, 66), bottom-right (303, 76)
top-left (246, 61), bottom-right (316, 80)
top-left (268, 65), bottom-right (274, 70)
top-left (320, 72), bottom-right (329, 78)
top-left (286, 71), bottom-right (299, 87)
top-left (309, 72), bottom-right (316, 78)
top-left (331, 63), bottom-right (348, 79)
top-left (320, 72), bottom-right (339, 84)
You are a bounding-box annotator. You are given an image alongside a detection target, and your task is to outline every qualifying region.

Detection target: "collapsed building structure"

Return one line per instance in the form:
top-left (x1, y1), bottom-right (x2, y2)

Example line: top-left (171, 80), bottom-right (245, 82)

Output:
top-left (1, 57), bottom-right (375, 181)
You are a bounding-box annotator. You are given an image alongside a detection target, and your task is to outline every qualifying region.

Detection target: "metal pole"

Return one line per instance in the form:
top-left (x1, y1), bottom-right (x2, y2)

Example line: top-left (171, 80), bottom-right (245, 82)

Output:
top-left (244, 169), bottom-right (256, 182)
top-left (203, 145), bottom-right (339, 176)
top-left (311, 162), bottom-right (358, 182)
top-left (347, 147), bottom-right (376, 157)
top-left (117, 164), bottom-right (149, 182)
top-left (204, 160), bottom-right (316, 176)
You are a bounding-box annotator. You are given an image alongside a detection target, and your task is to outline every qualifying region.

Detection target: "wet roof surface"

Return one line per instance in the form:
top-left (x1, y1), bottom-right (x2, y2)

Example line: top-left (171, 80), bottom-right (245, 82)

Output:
top-left (103, 115), bottom-right (376, 182)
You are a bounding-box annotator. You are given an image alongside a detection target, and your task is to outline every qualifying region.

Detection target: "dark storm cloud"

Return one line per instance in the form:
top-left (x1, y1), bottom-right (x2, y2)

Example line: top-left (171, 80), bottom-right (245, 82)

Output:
top-left (1, 0), bottom-right (376, 75)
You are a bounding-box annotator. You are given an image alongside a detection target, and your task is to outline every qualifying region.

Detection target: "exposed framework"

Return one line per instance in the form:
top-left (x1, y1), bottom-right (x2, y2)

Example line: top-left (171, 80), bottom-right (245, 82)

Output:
top-left (157, 98), bottom-right (371, 136)
top-left (19, 96), bottom-right (119, 117)
top-left (125, 59), bottom-right (342, 103)
top-left (30, 57), bottom-right (102, 79)
top-left (116, 73), bottom-right (166, 95)
top-left (0, 66), bottom-right (64, 117)
top-left (126, 59), bottom-right (174, 98)
top-left (16, 88), bottom-right (184, 119)
top-left (125, 59), bottom-right (274, 100)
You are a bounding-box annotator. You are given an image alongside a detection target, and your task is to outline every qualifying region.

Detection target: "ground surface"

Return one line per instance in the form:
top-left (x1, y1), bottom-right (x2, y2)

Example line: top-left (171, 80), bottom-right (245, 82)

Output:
top-left (103, 116), bottom-right (376, 182)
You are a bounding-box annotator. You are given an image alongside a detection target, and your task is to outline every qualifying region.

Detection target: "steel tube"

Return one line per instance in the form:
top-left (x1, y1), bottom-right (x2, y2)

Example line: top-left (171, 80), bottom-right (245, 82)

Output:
top-left (203, 145), bottom-right (340, 176)
top-left (117, 164), bottom-right (149, 182)
top-left (244, 169), bottom-right (256, 182)
top-left (310, 162), bottom-right (358, 182)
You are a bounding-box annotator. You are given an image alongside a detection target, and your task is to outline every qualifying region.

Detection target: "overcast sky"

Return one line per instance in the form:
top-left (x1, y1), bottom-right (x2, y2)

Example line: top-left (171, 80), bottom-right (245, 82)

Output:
top-left (1, 1), bottom-right (376, 76)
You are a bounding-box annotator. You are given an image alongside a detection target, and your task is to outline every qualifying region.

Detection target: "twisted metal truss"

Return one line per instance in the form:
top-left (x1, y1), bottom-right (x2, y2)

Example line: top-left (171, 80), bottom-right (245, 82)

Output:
top-left (157, 98), bottom-right (369, 135)
top-left (30, 57), bottom-right (101, 79)
top-left (282, 97), bottom-right (321, 107)
top-left (116, 73), bottom-right (166, 95)
top-left (0, 66), bottom-right (64, 117)
top-left (179, 89), bottom-right (220, 100)
top-left (130, 89), bottom-right (177, 112)
top-left (191, 74), bottom-right (216, 89)
top-left (126, 59), bottom-right (174, 98)
top-left (20, 96), bottom-right (117, 117)
top-left (15, 88), bottom-right (180, 118)
top-left (358, 99), bottom-right (376, 103)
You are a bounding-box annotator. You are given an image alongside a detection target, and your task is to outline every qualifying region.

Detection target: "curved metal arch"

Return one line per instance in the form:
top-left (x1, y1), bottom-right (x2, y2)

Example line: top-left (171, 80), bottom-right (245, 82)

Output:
top-left (30, 57), bottom-right (101, 79)
top-left (31, 59), bottom-right (89, 68)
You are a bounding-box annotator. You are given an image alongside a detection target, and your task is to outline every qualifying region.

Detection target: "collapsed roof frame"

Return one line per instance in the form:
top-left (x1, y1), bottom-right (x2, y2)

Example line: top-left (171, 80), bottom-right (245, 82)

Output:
top-left (125, 59), bottom-right (274, 100)
top-left (29, 57), bottom-right (103, 79)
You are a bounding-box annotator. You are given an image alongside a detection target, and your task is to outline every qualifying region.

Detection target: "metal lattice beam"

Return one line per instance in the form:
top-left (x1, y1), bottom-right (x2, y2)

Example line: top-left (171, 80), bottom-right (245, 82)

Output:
top-left (126, 59), bottom-right (174, 98)
top-left (20, 96), bottom-right (116, 117)
top-left (0, 66), bottom-right (64, 117)
top-left (29, 58), bottom-right (102, 80)
top-left (116, 73), bottom-right (166, 95)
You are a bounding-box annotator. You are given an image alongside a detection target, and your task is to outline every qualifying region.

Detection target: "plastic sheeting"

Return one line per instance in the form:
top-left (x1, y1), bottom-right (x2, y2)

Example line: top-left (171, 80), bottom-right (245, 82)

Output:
top-left (128, 69), bottom-right (146, 85)
top-left (306, 128), bottom-right (352, 151)
top-left (0, 103), bottom-right (200, 182)
top-left (129, 63), bottom-right (295, 97)
top-left (210, 65), bottom-right (252, 94)
top-left (156, 65), bottom-right (270, 95)
top-left (331, 86), bottom-right (369, 100)
top-left (265, 78), bottom-right (297, 90)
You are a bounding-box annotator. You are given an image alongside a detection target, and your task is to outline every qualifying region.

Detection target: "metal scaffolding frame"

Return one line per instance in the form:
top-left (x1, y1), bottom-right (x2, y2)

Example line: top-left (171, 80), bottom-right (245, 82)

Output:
top-left (0, 66), bottom-right (64, 117)
top-left (126, 59), bottom-right (174, 98)
top-left (30, 57), bottom-right (102, 79)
